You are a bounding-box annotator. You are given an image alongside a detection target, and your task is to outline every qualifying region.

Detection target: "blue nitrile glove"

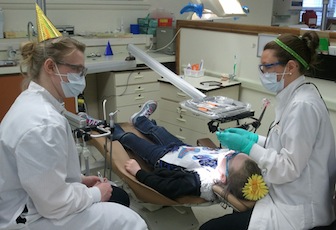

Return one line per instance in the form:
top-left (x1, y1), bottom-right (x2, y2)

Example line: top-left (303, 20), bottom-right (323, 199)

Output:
top-left (216, 131), bottom-right (254, 155)
top-left (224, 128), bottom-right (258, 143)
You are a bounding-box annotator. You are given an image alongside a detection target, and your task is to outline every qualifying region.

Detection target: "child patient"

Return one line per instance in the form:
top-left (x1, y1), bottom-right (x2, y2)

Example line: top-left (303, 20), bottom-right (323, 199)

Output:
top-left (113, 100), bottom-right (268, 202)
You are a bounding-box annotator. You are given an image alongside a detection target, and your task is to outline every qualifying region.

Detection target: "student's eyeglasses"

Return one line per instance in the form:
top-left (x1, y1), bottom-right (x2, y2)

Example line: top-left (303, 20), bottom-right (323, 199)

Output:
top-left (56, 61), bottom-right (88, 77)
top-left (225, 151), bottom-right (239, 178)
top-left (258, 62), bottom-right (283, 74)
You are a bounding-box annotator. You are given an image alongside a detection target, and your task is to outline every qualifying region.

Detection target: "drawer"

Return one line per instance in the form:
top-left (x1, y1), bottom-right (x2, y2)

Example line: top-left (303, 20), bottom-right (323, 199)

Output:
top-left (115, 91), bottom-right (159, 107)
top-left (114, 104), bottom-right (160, 123)
top-left (115, 82), bottom-right (159, 95)
top-left (158, 99), bottom-right (198, 118)
top-left (160, 82), bottom-right (191, 102)
top-left (159, 121), bottom-right (208, 146)
top-left (114, 70), bottom-right (160, 86)
top-left (206, 85), bottom-right (239, 100)
top-left (159, 109), bottom-right (207, 133)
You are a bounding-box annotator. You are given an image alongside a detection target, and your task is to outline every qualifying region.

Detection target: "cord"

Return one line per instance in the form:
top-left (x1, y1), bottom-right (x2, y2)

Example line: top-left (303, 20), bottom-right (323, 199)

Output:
top-left (146, 27), bottom-right (182, 53)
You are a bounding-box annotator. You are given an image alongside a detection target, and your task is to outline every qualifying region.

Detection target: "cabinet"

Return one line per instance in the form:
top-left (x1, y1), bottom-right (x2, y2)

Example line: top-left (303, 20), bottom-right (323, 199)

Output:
top-left (0, 74), bottom-right (76, 122)
top-left (159, 80), bottom-right (241, 146)
top-left (96, 69), bottom-right (160, 123)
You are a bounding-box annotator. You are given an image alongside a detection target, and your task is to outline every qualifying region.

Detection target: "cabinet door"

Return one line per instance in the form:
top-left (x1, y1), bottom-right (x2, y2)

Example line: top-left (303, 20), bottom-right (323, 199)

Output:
top-left (0, 74), bottom-right (75, 122)
top-left (0, 74), bottom-right (23, 121)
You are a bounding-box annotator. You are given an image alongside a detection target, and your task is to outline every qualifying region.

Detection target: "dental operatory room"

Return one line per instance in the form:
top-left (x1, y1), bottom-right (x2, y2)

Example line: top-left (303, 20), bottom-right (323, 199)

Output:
top-left (1, 0), bottom-right (336, 229)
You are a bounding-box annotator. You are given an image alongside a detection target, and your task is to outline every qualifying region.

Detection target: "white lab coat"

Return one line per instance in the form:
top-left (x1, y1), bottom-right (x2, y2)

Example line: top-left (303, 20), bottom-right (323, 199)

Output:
top-left (0, 82), bottom-right (147, 230)
top-left (248, 76), bottom-right (336, 230)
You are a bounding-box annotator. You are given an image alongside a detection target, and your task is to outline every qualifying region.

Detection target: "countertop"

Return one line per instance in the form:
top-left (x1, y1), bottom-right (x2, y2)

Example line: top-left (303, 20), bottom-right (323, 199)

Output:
top-left (0, 34), bottom-right (175, 75)
top-left (0, 50), bottom-right (175, 75)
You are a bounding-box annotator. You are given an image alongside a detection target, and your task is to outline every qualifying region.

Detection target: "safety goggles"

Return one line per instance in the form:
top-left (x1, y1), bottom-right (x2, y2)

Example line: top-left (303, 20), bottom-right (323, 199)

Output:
top-left (225, 151), bottom-right (239, 178)
top-left (56, 61), bottom-right (88, 77)
top-left (258, 62), bottom-right (284, 74)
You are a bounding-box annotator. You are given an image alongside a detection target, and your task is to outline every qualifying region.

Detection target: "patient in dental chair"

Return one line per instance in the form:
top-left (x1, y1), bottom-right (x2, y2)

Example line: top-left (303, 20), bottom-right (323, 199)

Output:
top-left (112, 100), bottom-right (268, 202)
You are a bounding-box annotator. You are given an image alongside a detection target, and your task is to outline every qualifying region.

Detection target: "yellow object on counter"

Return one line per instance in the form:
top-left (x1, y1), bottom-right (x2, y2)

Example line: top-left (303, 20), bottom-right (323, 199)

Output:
top-left (4, 31), bottom-right (27, 39)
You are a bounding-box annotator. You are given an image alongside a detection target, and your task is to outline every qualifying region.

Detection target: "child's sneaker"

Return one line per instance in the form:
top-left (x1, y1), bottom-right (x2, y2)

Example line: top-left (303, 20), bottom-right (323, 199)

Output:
top-left (78, 112), bottom-right (104, 126)
top-left (130, 100), bottom-right (157, 125)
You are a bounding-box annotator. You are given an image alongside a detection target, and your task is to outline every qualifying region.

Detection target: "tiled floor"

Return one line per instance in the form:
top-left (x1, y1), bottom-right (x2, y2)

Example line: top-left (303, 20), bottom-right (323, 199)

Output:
top-left (85, 144), bottom-right (233, 229)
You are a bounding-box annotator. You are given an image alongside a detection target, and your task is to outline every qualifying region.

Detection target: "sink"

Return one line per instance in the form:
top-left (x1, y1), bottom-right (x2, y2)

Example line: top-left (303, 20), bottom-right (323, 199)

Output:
top-left (0, 60), bottom-right (17, 67)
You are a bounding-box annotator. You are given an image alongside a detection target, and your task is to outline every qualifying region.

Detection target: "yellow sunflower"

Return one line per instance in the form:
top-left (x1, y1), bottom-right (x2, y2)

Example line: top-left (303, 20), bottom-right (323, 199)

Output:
top-left (242, 174), bottom-right (268, 201)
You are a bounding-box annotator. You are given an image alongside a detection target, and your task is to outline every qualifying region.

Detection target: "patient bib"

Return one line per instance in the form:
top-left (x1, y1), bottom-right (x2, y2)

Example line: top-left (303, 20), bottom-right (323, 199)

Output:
top-left (159, 146), bottom-right (227, 169)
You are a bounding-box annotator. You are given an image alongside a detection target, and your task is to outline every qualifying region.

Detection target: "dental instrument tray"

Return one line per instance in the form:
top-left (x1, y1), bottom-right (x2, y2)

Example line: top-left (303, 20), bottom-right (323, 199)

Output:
top-left (180, 96), bottom-right (252, 120)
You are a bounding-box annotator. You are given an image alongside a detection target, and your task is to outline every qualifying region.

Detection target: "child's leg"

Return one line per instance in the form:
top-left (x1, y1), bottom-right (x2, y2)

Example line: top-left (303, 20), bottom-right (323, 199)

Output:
top-left (118, 132), bottom-right (167, 166)
top-left (134, 116), bottom-right (185, 146)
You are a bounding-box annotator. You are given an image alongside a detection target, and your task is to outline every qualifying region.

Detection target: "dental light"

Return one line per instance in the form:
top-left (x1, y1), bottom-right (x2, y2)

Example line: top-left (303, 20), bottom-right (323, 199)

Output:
top-left (127, 44), bottom-right (206, 100)
top-left (180, 0), bottom-right (247, 20)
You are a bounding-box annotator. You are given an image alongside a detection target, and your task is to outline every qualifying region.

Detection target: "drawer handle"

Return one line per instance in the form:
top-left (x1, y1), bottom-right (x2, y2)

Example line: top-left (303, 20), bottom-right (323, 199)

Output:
top-left (134, 75), bottom-right (144, 79)
top-left (176, 118), bottom-right (186, 122)
top-left (135, 87), bottom-right (145, 92)
top-left (176, 107), bottom-right (187, 114)
top-left (175, 135), bottom-right (186, 140)
top-left (177, 92), bottom-right (187, 97)
top-left (135, 96), bottom-right (145, 100)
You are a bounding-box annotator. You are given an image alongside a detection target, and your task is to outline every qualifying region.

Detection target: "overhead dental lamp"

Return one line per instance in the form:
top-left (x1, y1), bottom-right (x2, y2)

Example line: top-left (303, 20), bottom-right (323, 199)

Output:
top-left (180, 0), bottom-right (248, 20)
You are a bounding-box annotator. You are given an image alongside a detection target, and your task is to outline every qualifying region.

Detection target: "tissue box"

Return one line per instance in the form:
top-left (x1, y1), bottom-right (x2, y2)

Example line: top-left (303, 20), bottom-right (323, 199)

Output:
top-left (184, 68), bottom-right (205, 78)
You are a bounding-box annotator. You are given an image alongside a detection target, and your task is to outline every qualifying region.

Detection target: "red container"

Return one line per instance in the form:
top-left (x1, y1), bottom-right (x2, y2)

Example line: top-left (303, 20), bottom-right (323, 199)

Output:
top-left (302, 10), bottom-right (317, 28)
top-left (158, 18), bottom-right (172, 27)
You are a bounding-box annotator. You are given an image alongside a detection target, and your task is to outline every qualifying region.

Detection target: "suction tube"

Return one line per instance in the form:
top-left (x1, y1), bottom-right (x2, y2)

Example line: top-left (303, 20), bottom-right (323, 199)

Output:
top-left (127, 44), bottom-right (206, 100)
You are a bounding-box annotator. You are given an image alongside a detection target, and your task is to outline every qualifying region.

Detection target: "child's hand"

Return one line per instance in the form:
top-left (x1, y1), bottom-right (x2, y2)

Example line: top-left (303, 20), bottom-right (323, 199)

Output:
top-left (125, 159), bottom-right (141, 176)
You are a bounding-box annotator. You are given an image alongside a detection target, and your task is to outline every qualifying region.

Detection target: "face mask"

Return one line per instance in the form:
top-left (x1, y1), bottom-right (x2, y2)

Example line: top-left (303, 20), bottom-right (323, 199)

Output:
top-left (55, 65), bottom-right (86, 98)
top-left (259, 67), bottom-right (288, 93)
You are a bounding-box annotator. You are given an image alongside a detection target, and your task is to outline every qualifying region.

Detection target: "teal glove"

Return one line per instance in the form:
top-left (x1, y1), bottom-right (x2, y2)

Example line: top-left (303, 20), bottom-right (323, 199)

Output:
top-left (224, 128), bottom-right (259, 143)
top-left (216, 131), bottom-right (254, 155)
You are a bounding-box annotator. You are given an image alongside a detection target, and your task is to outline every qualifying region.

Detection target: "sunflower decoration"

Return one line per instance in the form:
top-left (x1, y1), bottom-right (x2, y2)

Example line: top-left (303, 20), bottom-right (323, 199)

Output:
top-left (242, 174), bottom-right (268, 201)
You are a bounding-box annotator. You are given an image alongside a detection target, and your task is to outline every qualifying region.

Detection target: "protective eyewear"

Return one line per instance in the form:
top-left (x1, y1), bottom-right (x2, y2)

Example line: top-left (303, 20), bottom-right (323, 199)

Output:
top-left (225, 151), bottom-right (239, 178)
top-left (258, 62), bottom-right (283, 74)
top-left (56, 61), bottom-right (88, 77)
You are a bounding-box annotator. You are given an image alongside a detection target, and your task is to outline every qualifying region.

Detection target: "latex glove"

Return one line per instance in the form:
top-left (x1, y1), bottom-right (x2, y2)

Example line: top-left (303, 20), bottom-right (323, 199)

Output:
top-left (216, 131), bottom-right (254, 155)
top-left (224, 128), bottom-right (259, 143)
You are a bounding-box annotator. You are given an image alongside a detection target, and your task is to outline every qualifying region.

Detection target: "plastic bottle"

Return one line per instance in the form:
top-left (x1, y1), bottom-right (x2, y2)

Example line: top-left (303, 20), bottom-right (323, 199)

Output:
top-left (0, 8), bottom-right (4, 38)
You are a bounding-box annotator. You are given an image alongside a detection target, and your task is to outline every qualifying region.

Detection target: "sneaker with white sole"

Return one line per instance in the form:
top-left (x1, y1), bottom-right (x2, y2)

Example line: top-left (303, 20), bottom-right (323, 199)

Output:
top-left (130, 100), bottom-right (157, 125)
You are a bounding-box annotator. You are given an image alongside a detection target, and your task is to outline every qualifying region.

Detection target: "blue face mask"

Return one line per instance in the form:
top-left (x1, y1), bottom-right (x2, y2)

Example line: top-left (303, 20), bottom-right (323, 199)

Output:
top-left (55, 65), bottom-right (86, 98)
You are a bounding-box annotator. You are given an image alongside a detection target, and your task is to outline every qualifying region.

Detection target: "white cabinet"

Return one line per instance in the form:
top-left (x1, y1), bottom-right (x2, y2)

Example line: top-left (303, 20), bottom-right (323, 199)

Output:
top-left (159, 80), bottom-right (241, 146)
top-left (96, 69), bottom-right (160, 122)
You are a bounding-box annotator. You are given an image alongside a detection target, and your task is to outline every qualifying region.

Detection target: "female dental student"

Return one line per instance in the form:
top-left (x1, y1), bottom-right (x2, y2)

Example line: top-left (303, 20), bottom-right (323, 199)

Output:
top-left (0, 6), bottom-right (148, 229)
top-left (202, 31), bottom-right (336, 229)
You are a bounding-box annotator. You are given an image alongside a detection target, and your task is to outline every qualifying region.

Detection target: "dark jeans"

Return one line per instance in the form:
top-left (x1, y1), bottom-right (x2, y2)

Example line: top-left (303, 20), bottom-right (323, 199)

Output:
top-left (115, 117), bottom-right (185, 166)
top-left (109, 185), bottom-right (130, 207)
top-left (199, 209), bottom-right (253, 230)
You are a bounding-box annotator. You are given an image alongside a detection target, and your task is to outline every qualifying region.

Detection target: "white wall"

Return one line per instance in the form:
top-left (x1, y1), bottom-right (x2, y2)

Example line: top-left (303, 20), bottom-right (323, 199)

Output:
top-left (0, 0), bottom-right (191, 34)
top-left (0, 0), bottom-right (273, 35)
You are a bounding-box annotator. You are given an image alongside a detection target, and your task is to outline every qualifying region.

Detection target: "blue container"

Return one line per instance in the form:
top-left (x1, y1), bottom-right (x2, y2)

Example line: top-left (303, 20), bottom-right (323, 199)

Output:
top-left (130, 24), bottom-right (140, 34)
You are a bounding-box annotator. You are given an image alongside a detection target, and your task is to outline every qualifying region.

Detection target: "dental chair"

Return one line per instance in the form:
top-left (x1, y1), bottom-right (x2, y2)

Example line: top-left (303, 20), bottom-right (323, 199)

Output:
top-left (89, 122), bottom-right (256, 226)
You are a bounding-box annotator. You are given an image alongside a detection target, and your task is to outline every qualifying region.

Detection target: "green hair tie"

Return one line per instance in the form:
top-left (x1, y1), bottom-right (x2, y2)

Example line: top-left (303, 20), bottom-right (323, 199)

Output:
top-left (274, 38), bottom-right (309, 70)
